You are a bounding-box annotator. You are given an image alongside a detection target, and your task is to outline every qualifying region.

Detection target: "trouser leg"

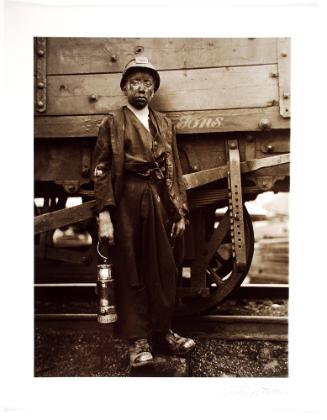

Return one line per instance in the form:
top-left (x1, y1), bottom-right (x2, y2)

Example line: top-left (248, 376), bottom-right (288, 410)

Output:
top-left (112, 179), bottom-right (178, 339)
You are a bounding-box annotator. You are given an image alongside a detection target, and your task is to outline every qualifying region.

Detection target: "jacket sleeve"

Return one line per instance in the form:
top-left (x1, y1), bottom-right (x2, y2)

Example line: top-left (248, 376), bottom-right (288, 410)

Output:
top-left (92, 117), bottom-right (116, 214)
top-left (171, 123), bottom-right (189, 220)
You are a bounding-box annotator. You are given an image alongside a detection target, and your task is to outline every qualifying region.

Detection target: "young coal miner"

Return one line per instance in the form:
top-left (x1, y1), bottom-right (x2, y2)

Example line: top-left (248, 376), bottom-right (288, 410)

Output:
top-left (93, 57), bottom-right (195, 368)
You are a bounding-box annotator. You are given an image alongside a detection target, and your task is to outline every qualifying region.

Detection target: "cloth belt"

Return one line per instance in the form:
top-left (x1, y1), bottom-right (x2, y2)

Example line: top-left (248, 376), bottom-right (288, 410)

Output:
top-left (125, 158), bottom-right (166, 183)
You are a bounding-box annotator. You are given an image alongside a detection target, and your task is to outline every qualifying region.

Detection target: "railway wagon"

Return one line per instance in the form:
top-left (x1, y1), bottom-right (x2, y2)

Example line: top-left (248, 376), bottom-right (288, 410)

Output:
top-left (34, 37), bottom-right (290, 314)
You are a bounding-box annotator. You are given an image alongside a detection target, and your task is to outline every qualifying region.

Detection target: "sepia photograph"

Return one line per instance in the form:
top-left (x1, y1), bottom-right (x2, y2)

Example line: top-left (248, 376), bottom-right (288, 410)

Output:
top-left (34, 37), bottom-right (290, 377)
top-left (4, 1), bottom-right (327, 418)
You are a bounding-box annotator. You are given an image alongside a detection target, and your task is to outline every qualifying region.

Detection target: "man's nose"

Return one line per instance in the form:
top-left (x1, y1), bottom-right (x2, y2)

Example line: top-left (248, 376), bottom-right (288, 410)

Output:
top-left (137, 83), bottom-right (146, 92)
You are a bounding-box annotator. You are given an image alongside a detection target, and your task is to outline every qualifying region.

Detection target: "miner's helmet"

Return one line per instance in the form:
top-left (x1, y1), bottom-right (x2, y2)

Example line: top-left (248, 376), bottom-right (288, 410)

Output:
top-left (120, 56), bottom-right (160, 92)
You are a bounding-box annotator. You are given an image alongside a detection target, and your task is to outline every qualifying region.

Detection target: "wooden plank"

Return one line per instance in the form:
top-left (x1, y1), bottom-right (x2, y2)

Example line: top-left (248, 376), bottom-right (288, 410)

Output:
top-left (47, 38), bottom-right (277, 75)
top-left (35, 201), bottom-right (96, 235)
top-left (35, 115), bottom-right (104, 138)
top-left (35, 140), bottom-right (94, 181)
top-left (45, 65), bottom-right (279, 115)
top-left (34, 106), bottom-right (290, 138)
top-left (170, 107), bottom-right (289, 133)
top-left (249, 275), bottom-right (289, 284)
top-left (35, 245), bottom-right (91, 265)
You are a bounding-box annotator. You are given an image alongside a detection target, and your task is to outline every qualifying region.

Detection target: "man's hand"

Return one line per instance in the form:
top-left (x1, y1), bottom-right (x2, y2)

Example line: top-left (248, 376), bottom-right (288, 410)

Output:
top-left (98, 210), bottom-right (115, 246)
top-left (171, 217), bottom-right (186, 238)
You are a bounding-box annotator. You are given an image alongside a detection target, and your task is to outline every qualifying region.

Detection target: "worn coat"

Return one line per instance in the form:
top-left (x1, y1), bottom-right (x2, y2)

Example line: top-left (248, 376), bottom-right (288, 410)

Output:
top-left (92, 107), bottom-right (188, 221)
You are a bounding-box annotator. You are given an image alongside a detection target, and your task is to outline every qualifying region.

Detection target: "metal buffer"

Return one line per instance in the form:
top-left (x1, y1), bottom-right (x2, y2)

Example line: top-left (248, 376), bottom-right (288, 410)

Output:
top-left (227, 140), bottom-right (247, 272)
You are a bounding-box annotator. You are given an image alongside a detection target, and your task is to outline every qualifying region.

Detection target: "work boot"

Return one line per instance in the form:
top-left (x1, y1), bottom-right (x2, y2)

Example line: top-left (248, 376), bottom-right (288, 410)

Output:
top-left (129, 338), bottom-right (154, 368)
top-left (153, 330), bottom-right (196, 356)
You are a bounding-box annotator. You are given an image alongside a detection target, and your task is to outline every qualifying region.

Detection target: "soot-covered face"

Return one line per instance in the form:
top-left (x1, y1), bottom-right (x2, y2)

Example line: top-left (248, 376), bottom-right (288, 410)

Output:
top-left (123, 71), bottom-right (155, 109)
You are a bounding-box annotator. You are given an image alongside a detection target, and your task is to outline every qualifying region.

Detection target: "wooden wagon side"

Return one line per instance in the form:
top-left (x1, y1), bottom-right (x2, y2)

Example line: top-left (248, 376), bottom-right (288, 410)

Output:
top-left (34, 37), bottom-right (290, 313)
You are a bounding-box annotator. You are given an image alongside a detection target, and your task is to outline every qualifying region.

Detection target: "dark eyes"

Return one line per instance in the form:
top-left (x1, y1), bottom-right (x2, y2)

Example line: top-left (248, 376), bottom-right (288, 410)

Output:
top-left (129, 80), bottom-right (153, 88)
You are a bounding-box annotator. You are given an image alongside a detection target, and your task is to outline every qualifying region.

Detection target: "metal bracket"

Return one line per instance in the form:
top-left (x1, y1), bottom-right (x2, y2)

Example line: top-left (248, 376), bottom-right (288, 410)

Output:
top-left (245, 135), bottom-right (256, 161)
top-left (277, 38), bottom-right (290, 118)
top-left (55, 180), bottom-right (81, 194)
top-left (35, 37), bottom-right (47, 113)
top-left (227, 140), bottom-right (247, 271)
top-left (248, 175), bottom-right (287, 191)
top-left (179, 143), bottom-right (201, 172)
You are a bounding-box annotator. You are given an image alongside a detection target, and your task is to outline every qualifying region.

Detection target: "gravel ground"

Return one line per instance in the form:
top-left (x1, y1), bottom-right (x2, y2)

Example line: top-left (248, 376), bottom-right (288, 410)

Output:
top-left (213, 298), bottom-right (288, 317)
top-left (35, 296), bottom-right (288, 377)
top-left (35, 326), bottom-right (288, 377)
top-left (190, 338), bottom-right (288, 377)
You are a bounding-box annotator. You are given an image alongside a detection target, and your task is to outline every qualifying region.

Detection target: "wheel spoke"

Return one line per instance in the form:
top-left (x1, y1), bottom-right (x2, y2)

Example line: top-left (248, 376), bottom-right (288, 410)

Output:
top-left (181, 205), bottom-right (254, 315)
top-left (206, 267), bottom-right (224, 286)
top-left (204, 210), bottom-right (230, 265)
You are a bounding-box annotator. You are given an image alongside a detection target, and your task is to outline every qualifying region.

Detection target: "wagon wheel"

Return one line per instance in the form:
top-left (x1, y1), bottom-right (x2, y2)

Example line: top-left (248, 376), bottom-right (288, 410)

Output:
top-left (181, 205), bottom-right (254, 314)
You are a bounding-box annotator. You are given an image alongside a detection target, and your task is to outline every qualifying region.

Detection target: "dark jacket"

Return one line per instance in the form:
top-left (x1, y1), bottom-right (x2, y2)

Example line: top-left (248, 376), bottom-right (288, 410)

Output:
top-left (92, 106), bottom-right (188, 222)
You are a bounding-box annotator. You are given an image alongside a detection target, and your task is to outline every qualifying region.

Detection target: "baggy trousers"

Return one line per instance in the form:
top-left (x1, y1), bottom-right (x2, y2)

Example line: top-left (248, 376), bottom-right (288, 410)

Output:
top-left (111, 175), bottom-right (178, 339)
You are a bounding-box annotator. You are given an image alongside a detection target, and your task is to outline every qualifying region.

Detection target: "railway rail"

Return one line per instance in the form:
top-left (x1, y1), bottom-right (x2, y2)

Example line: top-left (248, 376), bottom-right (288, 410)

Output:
top-left (35, 282), bottom-right (288, 342)
top-left (34, 282), bottom-right (289, 300)
top-left (35, 313), bottom-right (287, 342)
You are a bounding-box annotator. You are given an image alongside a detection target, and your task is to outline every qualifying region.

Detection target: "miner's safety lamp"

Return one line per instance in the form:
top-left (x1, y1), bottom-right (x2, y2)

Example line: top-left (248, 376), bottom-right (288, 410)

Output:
top-left (96, 241), bottom-right (117, 324)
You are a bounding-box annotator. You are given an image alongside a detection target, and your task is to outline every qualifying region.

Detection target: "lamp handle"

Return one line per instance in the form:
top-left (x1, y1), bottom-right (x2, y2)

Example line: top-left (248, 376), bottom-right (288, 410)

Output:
top-left (96, 240), bottom-right (109, 263)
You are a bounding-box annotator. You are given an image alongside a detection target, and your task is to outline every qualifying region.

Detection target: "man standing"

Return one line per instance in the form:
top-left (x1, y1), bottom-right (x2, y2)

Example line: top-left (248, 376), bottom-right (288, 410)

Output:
top-left (93, 56), bottom-right (195, 368)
